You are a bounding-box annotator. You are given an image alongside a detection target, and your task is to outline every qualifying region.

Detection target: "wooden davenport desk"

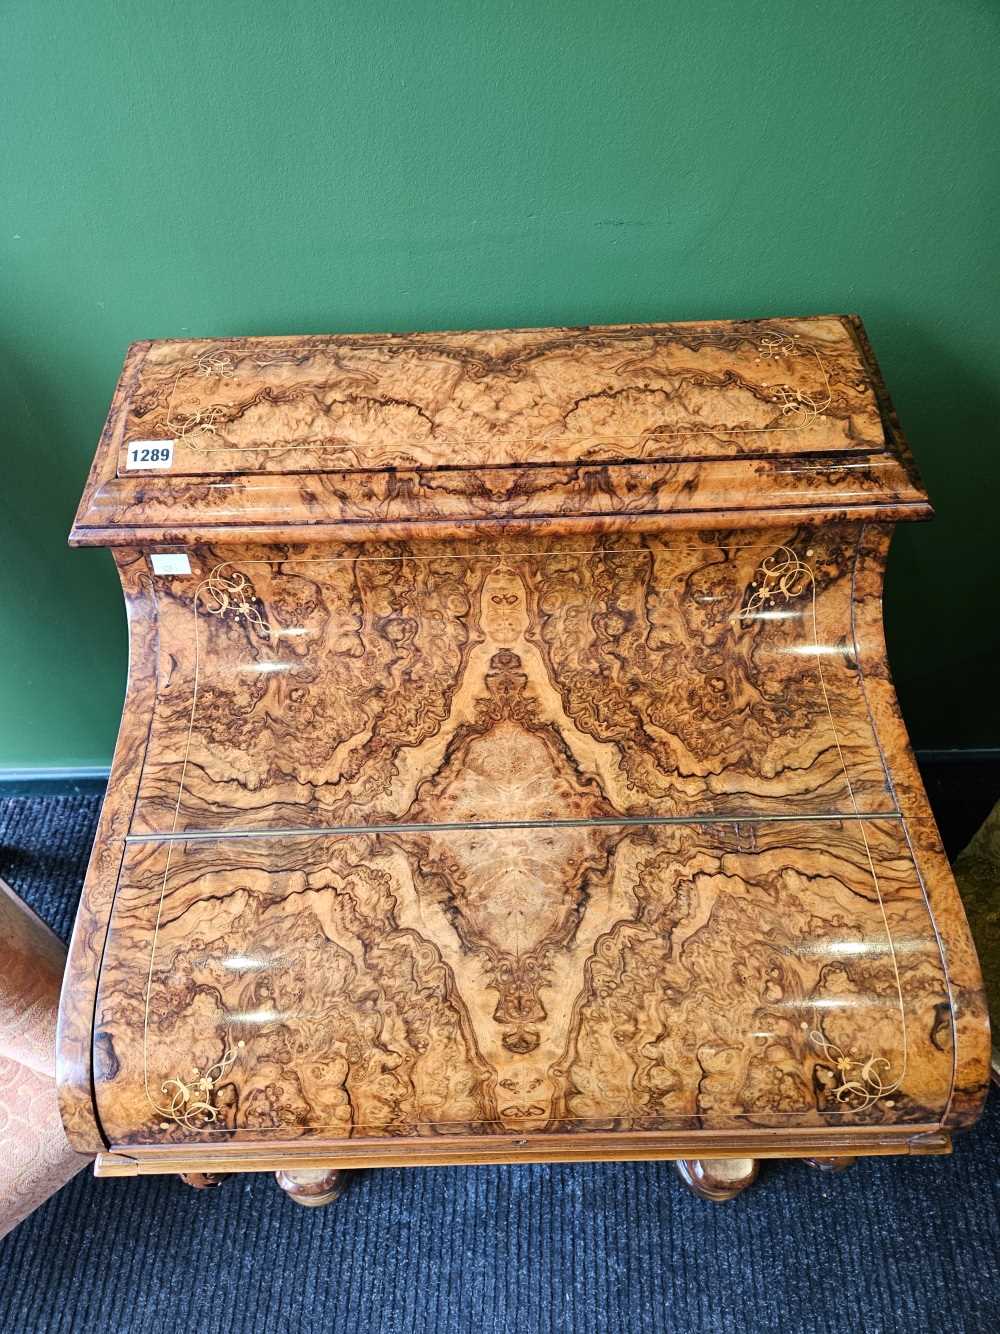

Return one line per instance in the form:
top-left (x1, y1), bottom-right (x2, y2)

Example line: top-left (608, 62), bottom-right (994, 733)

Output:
top-left (60, 317), bottom-right (989, 1205)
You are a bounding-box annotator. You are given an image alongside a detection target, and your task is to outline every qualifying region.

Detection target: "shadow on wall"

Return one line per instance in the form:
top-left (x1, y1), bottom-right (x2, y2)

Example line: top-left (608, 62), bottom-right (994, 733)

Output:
top-left (867, 306), bottom-right (1000, 749)
top-left (0, 332), bottom-right (127, 771)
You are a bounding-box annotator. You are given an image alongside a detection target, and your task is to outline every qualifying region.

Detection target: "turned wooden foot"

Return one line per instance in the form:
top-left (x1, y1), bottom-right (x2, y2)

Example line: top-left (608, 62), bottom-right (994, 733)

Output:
top-left (179, 1171), bottom-right (227, 1190)
top-left (675, 1158), bottom-right (758, 1201)
top-left (275, 1167), bottom-right (350, 1207)
top-left (804, 1156), bottom-right (857, 1172)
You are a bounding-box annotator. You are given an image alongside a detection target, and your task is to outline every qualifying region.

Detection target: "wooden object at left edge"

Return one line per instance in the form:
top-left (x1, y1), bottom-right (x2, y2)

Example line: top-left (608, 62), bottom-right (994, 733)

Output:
top-left (58, 317), bottom-right (990, 1206)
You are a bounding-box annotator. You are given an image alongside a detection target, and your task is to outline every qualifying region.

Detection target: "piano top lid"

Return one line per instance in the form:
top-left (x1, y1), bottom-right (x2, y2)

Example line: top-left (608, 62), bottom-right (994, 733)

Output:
top-left (70, 314), bottom-right (931, 545)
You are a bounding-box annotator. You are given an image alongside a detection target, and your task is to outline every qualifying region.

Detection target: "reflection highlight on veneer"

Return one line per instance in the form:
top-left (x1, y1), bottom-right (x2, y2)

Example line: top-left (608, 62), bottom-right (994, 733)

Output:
top-left (57, 316), bottom-right (989, 1204)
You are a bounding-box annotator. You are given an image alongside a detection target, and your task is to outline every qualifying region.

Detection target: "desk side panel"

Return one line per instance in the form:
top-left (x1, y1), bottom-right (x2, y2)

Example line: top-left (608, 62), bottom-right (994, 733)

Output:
top-left (55, 550), bottom-right (158, 1151)
top-left (852, 525), bottom-right (991, 1129)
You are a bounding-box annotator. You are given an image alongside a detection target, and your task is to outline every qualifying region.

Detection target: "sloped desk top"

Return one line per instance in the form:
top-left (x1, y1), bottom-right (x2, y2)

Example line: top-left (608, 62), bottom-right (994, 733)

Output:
top-left (58, 317), bottom-right (989, 1184)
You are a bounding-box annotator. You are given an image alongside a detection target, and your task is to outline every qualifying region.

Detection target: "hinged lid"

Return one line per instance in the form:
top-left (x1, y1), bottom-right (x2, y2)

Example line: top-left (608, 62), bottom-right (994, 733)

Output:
top-left (71, 315), bottom-right (929, 544)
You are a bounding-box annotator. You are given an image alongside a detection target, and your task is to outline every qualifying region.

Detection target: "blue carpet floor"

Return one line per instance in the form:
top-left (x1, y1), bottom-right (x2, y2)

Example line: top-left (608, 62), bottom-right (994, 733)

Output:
top-left (1, 791), bottom-right (998, 1334)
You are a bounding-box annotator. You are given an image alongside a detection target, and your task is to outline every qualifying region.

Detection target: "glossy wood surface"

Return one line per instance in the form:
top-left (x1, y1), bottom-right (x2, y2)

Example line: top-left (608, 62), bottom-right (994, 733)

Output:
top-left (178, 1171), bottom-right (225, 1190)
top-left (90, 1125), bottom-right (953, 1178)
top-left (58, 319), bottom-right (988, 1178)
top-left (56, 550), bottom-right (158, 1149)
top-left (95, 815), bottom-right (951, 1146)
top-left (70, 316), bottom-right (930, 544)
top-left (113, 318), bottom-right (886, 475)
top-left (128, 529), bottom-right (892, 836)
top-left (57, 526), bottom-right (988, 1162)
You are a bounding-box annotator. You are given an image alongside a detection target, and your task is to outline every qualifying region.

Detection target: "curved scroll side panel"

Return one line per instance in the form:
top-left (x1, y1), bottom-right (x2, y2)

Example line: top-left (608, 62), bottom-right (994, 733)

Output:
top-left (852, 524), bottom-right (990, 1129)
top-left (55, 550), bottom-right (160, 1151)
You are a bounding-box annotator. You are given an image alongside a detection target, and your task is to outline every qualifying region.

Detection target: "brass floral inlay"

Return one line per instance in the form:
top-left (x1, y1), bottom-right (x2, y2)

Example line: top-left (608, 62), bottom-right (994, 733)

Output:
top-left (164, 402), bottom-right (229, 440)
top-left (192, 349), bottom-right (299, 378)
top-left (203, 568), bottom-right (273, 641)
top-left (740, 544), bottom-right (814, 618)
top-left (755, 331), bottom-right (833, 428)
top-left (809, 1030), bottom-right (897, 1112)
top-left (155, 1039), bottom-right (245, 1131)
top-left (194, 349), bottom-right (238, 378)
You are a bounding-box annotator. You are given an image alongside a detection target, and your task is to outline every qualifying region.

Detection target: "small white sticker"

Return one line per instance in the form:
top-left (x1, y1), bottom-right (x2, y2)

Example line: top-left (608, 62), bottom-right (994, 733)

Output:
top-left (150, 553), bottom-right (191, 577)
top-left (126, 439), bottom-right (175, 470)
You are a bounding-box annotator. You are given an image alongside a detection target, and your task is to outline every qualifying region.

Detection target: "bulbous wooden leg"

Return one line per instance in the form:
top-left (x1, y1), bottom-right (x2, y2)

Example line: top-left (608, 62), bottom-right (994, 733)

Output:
top-left (675, 1158), bottom-right (758, 1201)
top-left (804, 1156), bottom-right (857, 1172)
top-left (179, 1172), bottom-right (227, 1190)
top-left (275, 1167), bottom-right (350, 1207)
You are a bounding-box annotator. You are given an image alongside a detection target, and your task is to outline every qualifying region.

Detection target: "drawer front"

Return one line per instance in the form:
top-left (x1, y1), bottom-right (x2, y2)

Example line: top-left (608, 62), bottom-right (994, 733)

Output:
top-left (131, 527), bottom-right (892, 835)
top-left (93, 818), bottom-right (951, 1146)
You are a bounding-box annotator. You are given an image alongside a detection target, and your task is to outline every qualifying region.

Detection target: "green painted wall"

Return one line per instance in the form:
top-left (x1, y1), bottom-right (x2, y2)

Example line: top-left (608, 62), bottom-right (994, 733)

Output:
top-left (3, 1), bottom-right (999, 769)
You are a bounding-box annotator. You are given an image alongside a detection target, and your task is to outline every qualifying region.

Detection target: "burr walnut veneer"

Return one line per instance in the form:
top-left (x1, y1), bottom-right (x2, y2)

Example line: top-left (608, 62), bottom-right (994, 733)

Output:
top-left (59, 317), bottom-right (990, 1203)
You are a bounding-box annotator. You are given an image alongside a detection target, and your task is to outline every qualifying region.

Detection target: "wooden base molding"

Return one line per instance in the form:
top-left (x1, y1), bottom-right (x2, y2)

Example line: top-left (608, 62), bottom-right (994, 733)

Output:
top-left (92, 1126), bottom-right (952, 1179)
top-left (57, 318), bottom-right (989, 1204)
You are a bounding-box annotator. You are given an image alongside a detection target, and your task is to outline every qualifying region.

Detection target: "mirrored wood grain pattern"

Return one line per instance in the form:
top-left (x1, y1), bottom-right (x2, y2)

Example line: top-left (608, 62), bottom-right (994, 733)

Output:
top-left (70, 316), bottom-right (930, 544)
top-left (130, 527), bottom-right (892, 834)
top-left (94, 818), bottom-right (952, 1147)
top-left (57, 525), bottom-right (990, 1160)
top-left (115, 318), bottom-right (885, 477)
top-left (56, 311), bottom-right (987, 1167)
